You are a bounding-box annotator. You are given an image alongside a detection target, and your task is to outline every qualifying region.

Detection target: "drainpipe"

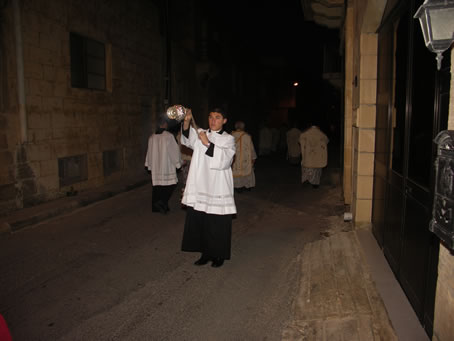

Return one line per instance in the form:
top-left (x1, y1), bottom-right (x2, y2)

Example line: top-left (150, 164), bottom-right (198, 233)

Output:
top-left (13, 0), bottom-right (27, 143)
top-left (164, 0), bottom-right (171, 106)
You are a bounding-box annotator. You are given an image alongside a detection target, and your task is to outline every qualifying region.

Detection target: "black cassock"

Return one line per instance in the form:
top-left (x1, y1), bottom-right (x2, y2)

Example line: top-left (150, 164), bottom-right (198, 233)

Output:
top-left (181, 207), bottom-right (232, 260)
top-left (151, 184), bottom-right (175, 212)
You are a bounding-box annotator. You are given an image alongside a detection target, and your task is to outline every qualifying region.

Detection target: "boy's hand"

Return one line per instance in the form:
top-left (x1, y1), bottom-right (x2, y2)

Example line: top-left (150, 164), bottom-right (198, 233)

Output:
top-left (183, 109), bottom-right (192, 129)
top-left (184, 109), bottom-right (192, 122)
top-left (198, 131), bottom-right (210, 146)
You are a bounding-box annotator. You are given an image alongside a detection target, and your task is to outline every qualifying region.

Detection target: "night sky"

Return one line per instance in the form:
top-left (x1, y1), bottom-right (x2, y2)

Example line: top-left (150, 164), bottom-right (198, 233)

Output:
top-left (204, 0), bottom-right (339, 76)
top-left (192, 0), bottom-right (342, 136)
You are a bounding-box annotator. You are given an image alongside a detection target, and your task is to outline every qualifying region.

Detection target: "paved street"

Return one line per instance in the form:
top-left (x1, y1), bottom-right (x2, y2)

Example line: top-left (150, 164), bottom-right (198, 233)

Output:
top-left (0, 155), bottom-right (395, 340)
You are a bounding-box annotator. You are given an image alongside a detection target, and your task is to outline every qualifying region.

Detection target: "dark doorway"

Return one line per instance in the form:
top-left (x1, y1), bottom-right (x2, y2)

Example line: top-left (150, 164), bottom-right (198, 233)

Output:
top-left (371, 0), bottom-right (449, 337)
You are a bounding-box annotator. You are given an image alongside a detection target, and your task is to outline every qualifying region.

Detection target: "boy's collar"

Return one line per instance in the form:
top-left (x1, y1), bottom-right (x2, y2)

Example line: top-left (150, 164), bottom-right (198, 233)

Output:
top-left (208, 129), bottom-right (224, 134)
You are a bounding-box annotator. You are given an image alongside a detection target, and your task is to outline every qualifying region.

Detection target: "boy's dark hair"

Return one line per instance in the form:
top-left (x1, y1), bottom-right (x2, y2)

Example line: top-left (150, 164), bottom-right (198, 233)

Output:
top-left (157, 115), bottom-right (168, 127)
top-left (210, 107), bottom-right (228, 120)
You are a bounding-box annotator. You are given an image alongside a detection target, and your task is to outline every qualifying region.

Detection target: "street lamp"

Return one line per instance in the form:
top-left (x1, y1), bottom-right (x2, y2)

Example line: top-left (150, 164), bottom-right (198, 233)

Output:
top-left (414, 0), bottom-right (454, 70)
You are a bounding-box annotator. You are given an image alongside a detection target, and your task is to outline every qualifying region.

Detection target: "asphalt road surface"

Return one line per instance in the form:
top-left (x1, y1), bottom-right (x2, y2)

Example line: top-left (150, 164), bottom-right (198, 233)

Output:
top-left (0, 155), bottom-right (343, 340)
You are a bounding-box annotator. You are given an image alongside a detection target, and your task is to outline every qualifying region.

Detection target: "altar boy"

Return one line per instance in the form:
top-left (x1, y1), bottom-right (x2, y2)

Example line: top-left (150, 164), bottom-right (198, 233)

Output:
top-left (180, 108), bottom-right (236, 268)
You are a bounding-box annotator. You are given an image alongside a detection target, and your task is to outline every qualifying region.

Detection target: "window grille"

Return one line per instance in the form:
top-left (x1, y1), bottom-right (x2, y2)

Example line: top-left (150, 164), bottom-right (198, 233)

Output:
top-left (58, 154), bottom-right (88, 186)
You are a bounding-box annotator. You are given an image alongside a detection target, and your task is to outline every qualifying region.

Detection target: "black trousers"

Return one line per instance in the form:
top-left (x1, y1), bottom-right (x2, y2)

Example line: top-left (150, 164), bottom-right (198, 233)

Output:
top-left (181, 207), bottom-right (232, 260)
top-left (152, 184), bottom-right (176, 211)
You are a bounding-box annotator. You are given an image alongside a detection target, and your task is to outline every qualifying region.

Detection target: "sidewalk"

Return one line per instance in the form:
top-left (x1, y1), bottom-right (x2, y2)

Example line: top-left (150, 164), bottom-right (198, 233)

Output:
top-left (0, 174), bottom-right (149, 235)
top-left (282, 227), bottom-right (397, 340)
top-left (278, 182), bottom-right (427, 340)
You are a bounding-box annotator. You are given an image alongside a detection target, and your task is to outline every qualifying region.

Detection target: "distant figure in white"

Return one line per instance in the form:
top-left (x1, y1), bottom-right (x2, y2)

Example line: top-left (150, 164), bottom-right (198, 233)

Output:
top-left (299, 125), bottom-right (329, 188)
top-left (232, 121), bottom-right (257, 193)
top-left (270, 127), bottom-right (280, 153)
top-left (258, 124), bottom-right (272, 156)
top-left (286, 124), bottom-right (301, 165)
top-left (145, 117), bottom-right (182, 213)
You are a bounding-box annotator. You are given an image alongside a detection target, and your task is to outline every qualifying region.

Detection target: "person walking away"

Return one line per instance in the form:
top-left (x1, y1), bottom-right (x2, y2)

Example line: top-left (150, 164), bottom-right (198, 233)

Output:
top-left (145, 117), bottom-right (182, 214)
top-left (299, 124), bottom-right (329, 188)
top-left (271, 127), bottom-right (280, 153)
top-left (180, 108), bottom-right (236, 268)
top-left (232, 121), bottom-right (257, 193)
top-left (258, 123), bottom-right (272, 156)
top-left (286, 124), bottom-right (301, 165)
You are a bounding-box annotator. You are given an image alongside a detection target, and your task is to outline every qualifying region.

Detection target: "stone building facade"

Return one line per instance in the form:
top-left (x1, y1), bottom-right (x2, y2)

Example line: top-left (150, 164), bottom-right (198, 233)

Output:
top-left (0, 0), bottom-right (208, 214)
top-left (339, 0), bottom-right (454, 339)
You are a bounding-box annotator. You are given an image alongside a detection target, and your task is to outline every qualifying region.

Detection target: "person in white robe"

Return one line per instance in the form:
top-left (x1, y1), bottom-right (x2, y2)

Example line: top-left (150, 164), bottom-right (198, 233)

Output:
top-left (258, 124), bottom-right (272, 156)
top-left (145, 118), bottom-right (182, 213)
top-left (180, 108), bottom-right (236, 268)
top-left (271, 127), bottom-right (280, 153)
top-left (286, 125), bottom-right (301, 165)
top-left (299, 125), bottom-right (329, 188)
top-left (232, 121), bottom-right (257, 192)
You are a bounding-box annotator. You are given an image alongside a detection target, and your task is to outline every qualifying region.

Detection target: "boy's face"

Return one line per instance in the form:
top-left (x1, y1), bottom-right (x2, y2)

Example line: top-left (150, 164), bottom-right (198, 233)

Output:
top-left (208, 111), bottom-right (227, 131)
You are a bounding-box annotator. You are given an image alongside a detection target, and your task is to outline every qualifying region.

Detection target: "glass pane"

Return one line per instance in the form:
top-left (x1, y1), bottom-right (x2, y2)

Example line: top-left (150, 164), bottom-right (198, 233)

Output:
top-left (87, 74), bottom-right (106, 90)
top-left (375, 27), bottom-right (393, 165)
top-left (87, 56), bottom-right (105, 75)
top-left (407, 19), bottom-right (435, 187)
top-left (430, 8), bottom-right (454, 40)
top-left (70, 33), bottom-right (86, 88)
top-left (375, 24), bottom-right (393, 165)
top-left (391, 15), bottom-right (409, 174)
top-left (86, 39), bottom-right (105, 58)
top-left (372, 22), bottom-right (394, 243)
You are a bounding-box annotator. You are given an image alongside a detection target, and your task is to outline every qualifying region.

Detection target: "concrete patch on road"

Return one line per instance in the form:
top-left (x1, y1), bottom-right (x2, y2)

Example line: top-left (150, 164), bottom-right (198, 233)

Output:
top-left (281, 230), bottom-right (397, 341)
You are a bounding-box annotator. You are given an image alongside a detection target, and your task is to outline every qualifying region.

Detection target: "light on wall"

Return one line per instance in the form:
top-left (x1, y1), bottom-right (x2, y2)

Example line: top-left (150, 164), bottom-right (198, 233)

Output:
top-left (414, 0), bottom-right (454, 70)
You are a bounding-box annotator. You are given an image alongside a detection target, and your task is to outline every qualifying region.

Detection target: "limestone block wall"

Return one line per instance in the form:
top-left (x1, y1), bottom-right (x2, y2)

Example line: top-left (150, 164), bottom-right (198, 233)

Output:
top-left (343, 5), bottom-right (354, 205)
top-left (344, 0), bottom-right (378, 223)
top-left (352, 33), bottom-right (377, 223)
top-left (23, 0), bottom-right (163, 205)
top-left (0, 0), bottom-right (201, 213)
top-left (433, 50), bottom-right (454, 341)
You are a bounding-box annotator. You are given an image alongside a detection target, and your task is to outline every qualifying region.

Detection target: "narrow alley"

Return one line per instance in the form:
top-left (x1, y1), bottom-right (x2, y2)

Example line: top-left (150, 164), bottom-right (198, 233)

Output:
top-left (0, 154), bottom-right (402, 340)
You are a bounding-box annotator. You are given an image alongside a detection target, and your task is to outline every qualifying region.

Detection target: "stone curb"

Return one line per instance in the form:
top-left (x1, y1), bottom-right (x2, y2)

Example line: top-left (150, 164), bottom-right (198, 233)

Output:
top-left (9, 200), bottom-right (80, 232)
top-left (0, 178), bottom-right (149, 235)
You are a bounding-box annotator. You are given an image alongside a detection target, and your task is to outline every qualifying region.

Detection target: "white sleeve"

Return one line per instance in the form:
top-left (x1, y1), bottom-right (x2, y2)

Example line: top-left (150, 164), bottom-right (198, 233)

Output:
top-left (168, 134), bottom-right (182, 168)
top-left (299, 135), bottom-right (305, 153)
top-left (144, 136), bottom-right (153, 170)
top-left (209, 135), bottom-right (236, 170)
top-left (180, 126), bottom-right (198, 149)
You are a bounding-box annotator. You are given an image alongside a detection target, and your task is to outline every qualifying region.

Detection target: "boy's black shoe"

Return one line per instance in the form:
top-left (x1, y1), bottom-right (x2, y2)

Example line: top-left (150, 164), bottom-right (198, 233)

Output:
top-left (211, 258), bottom-right (224, 268)
top-left (194, 255), bottom-right (210, 266)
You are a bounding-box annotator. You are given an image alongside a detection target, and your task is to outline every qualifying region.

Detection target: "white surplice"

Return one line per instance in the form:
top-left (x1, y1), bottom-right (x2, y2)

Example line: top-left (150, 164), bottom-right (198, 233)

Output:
top-left (232, 130), bottom-right (257, 188)
top-left (299, 126), bottom-right (329, 185)
top-left (181, 126), bottom-right (236, 215)
top-left (145, 130), bottom-right (182, 186)
top-left (259, 126), bottom-right (273, 155)
top-left (299, 126), bottom-right (329, 168)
